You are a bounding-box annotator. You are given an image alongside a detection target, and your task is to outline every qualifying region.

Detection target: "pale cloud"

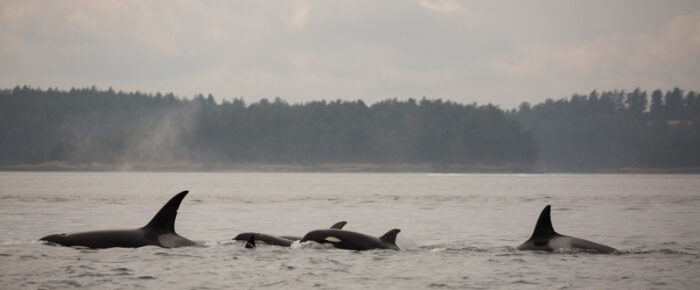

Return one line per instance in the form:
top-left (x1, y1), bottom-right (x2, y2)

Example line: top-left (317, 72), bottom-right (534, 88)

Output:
top-left (635, 10), bottom-right (700, 64)
top-left (1, 1), bottom-right (35, 28)
top-left (493, 37), bottom-right (621, 76)
top-left (0, 1), bottom-right (698, 108)
top-left (281, 0), bottom-right (312, 29)
top-left (492, 10), bottom-right (700, 98)
top-left (418, 0), bottom-right (468, 14)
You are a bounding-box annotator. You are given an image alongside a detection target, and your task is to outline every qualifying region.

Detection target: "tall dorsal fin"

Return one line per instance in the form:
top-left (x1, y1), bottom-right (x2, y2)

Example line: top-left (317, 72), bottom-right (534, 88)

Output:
top-left (529, 205), bottom-right (557, 239)
top-left (143, 190), bottom-right (188, 233)
top-left (330, 221), bottom-right (347, 229)
top-left (380, 229), bottom-right (401, 244)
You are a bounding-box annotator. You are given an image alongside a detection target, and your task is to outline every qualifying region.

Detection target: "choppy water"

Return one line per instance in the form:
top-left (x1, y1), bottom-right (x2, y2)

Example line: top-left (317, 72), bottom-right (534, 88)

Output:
top-left (0, 172), bottom-right (699, 289)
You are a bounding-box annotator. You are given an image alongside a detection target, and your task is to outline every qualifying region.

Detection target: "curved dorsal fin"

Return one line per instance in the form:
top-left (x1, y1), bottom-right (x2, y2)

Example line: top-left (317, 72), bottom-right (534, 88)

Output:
top-left (380, 229), bottom-right (401, 244)
top-left (143, 191), bottom-right (189, 233)
top-left (330, 221), bottom-right (347, 229)
top-left (529, 205), bottom-right (557, 239)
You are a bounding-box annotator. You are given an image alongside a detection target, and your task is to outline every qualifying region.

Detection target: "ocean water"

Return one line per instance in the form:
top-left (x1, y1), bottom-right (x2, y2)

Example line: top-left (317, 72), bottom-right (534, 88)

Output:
top-left (0, 172), bottom-right (698, 289)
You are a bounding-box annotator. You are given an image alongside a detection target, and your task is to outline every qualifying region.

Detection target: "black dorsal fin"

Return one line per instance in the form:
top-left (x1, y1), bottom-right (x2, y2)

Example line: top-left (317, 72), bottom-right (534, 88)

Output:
top-left (380, 229), bottom-right (401, 244)
top-left (245, 234), bottom-right (257, 249)
top-left (529, 205), bottom-right (557, 239)
top-left (330, 221), bottom-right (347, 229)
top-left (143, 190), bottom-right (189, 233)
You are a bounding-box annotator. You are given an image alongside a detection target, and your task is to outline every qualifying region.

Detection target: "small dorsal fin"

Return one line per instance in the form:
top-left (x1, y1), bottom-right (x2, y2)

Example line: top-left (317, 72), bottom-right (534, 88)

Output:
top-left (380, 229), bottom-right (401, 244)
top-left (529, 205), bottom-right (557, 239)
top-left (245, 234), bottom-right (257, 249)
top-left (143, 191), bottom-right (188, 233)
top-left (330, 221), bottom-right (347, 229)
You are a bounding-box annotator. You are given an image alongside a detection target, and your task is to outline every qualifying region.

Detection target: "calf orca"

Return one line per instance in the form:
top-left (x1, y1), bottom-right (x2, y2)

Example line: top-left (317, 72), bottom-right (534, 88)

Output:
top-left (279, 221), bottom-right (347, 241)
top-left (233, 221), bottom-right (347, 247)
top-left (40, 190), bottom-right (199, 249)
top-left (234, 233), bottom-right (294, 247)
top-left (300, 228), bottom-right (400, 251)
top-left (245, 234), bottom-right (257, 249)
top-left (516, 205), bottom-right (616, 253)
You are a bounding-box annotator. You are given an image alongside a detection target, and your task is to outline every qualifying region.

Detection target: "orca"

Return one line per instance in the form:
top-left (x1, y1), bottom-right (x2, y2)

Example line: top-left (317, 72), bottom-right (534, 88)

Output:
top-left (40, 190), bottom-right (199, 249)
top-left (279, 221), bottom-right (347, 241)
top-left (300, 228), bottom-right (400, 251)
top-left (233, 221), bottom-right (347, 247)
top-left (233, 233), bottom-right (294, 247)
top-left (516, 205), bottom-right (616, 253)
top-left (245, 234), bottom-right (256, 249)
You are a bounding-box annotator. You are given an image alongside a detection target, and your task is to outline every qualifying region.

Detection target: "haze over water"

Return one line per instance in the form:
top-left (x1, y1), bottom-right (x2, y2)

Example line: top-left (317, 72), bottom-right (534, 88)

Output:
top-left (0, 172), bottom-right (698, 289)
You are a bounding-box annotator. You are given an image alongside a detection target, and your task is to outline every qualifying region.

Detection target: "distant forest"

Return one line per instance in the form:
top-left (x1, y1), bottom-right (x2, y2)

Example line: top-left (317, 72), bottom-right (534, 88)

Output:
top-left (1, 86), bottom-right (698, 172)
top-left (512, 88), bottom-right (699, 171)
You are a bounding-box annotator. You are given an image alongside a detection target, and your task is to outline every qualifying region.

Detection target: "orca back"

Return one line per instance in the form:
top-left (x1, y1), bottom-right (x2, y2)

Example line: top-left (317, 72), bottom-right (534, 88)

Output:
top-left (518, 205), bottom-right (617, 253)
top-left (301, 228), bottom-right (400, 250)
top-left (40, 190), bottom-right (197, 249)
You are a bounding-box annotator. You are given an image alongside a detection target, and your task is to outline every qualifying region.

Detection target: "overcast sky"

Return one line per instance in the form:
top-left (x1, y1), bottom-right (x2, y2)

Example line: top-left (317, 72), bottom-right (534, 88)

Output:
top-left (1, 0), bottom-right (699, 108)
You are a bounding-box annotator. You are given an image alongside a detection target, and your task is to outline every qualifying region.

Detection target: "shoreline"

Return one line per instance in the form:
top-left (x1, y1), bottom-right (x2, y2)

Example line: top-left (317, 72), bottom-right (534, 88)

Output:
top-left (1, 161), bottom-right (698, 174)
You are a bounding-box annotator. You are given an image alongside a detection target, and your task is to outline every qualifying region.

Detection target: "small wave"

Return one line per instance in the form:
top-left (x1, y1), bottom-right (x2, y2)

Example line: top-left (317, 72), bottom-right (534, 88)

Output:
top-left (203, 240), bottom-right (232, 247)
top-left (293, 241), bottom-right (336, 250)
top-left (111, 267), bottom-right (132, 276)
top-left (0, 195), bottom-right (73, 203)
top-left (421, 245), bottom-right (505, 253)
top-left (70, 272), bottom-right (107, 278)
top-left (0, 194), bottom-right (21, 200)
top-left (544, 248), bottom-right (620, 255)
top-left (152, 252), bottom-right (202, 258)
top-left (20, 254), bottom-right (38, 260)
top-left (396, 236), bottom-right (418, 250)
top-left (279, 263), bottom-right (295, 271)
top-left (511, 279), bottom-right (538, 285)
top-left (40, 197), bottom-right (73, 203)
top-left (46, 279), bottom-right (82, 288)
top-left (670, 196), bottom-right (700, 204)
top-left (622, 247), bottom-right (699, 256)
top-left (260, 280), bottom-right (286, 287)
top-left (2, 240), bottom-right (46, 246)
top-left (447, 246), bottom-right (489, 253)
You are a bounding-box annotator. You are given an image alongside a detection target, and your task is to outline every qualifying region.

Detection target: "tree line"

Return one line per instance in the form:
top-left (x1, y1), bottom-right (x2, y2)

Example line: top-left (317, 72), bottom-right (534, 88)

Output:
top-left (1, 86), bottom-right (697, 171)
top-left (0, 86), bottom-right (535, 170)
top-left (513, 88), bottom-right (699, 171)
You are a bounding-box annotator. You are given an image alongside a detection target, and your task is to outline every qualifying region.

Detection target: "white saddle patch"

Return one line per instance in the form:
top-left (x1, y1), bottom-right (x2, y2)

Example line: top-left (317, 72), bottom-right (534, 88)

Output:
top-left (158, 234), bottom-right (184, 248)
top-left (548, 236), bottom-right (574, 249)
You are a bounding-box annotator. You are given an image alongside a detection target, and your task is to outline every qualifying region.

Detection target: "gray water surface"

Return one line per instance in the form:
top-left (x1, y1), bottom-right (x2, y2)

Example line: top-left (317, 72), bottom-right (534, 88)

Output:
top-left (0, 172), bottom-right (698, 289)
